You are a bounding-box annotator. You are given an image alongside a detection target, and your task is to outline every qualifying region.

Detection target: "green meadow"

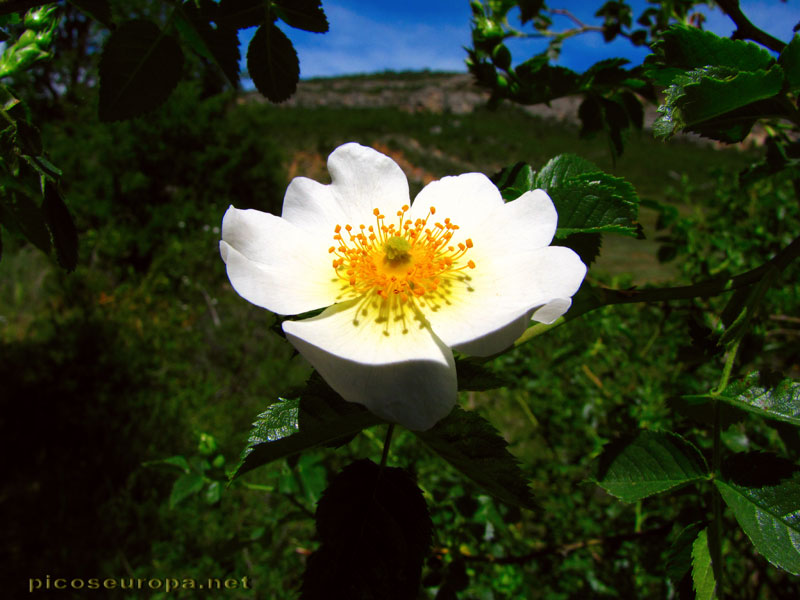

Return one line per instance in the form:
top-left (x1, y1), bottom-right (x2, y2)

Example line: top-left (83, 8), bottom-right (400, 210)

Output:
top-left (3, 76), bottom-right (798, 598)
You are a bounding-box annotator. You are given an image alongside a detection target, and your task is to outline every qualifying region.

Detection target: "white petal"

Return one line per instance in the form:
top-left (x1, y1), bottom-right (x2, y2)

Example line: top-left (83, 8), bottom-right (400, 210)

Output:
top-left (282, 143), bottom-right (410, 237)
top-left (532, 297), bottom-right (573, 324)
top-left (282, 298), bottom-right (457, 430)
top-left (408, 172), bottom-right (503, 234)
top-left (425, 245), bottom-right (586, 355)
top-left (220, 206), bottom-right (339, 315)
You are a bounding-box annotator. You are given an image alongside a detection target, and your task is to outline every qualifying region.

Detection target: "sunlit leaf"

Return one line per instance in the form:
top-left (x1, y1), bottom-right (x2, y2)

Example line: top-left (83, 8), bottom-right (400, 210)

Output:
top-left (535, 154), bottom-right (641, 237)
top-left (691, 527), bottom-right (717, 600)
top-left (653, 65), bottom-right (784, 140)
top-left (415, 407), bottom-right (536, 510)
top-left (593, 430), bottom-right (709, 502)
top-left (715, 452), bottom-right (800, 575)
top-left (685, 372), bottom-right (800, 427)
top-left (98, 19), bottom-right (184, 121)
top-left (233, 393), bottom-right (383, 478)
top-left (648, 24), bottom-right (776, 73)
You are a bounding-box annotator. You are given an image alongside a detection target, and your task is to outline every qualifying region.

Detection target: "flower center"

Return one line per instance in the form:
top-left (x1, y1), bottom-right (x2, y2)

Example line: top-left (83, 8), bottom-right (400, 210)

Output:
top-left (329, 205), bottom-right (475, 306)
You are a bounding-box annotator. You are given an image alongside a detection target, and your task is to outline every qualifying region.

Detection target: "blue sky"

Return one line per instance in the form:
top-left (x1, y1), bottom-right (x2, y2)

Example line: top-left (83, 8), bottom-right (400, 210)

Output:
top-left (242, 0), bottom-right (798, 80)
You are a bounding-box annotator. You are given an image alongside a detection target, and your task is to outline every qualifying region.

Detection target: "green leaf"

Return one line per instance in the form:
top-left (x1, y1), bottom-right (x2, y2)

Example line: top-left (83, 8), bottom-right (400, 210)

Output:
top-left (691, 528), bottom-right (717, 600)
top-left (687, 372), bottom-right (800, 427)
top-left (233, 394), bottom-right (383, 479)
top-left (654, 66), bottom-right (784, 140)
top-left (779, 34), bottom-right (800, 91)
top-left (246, 23), bottom-right (299, 103)
top-left (204, 480), bottom-right (222, 504)
top-left (492, 161), bottom-right (535, 201)
top-left (534, 154), bottom-right (641, 237)
top-left (169, 472), bottom-right (205, 508)
top-left (665, 522), bottom-right (706, 582)
top-left (14, 120), bottom-right (41, 156)
top-left (67, 0), bottom-right (114, 28)
top-left (715, 452), bottom-right (800, 575)
top-left (98, 19), bottom-right (184, 121)
top-left (414, 407), bottom-right (535, 510)
top-left (455, 359), bottom-right (507, 392)
top-left (649, 24), bottom-right (776, 73)
top-left (175, 1), bottom-right (240, 87)
top-left (301, 460), bottom-right (431, 600)
top-left (0, 176), bottom-right (51, 253)
top-left (593, 430), bottom-right (709, 502)
top-left (217, 0), bottom-right (270, 30)
top-left (274, 0), bottom-right (328, 33)
top-left (42, 183), bottom-right (78, 271)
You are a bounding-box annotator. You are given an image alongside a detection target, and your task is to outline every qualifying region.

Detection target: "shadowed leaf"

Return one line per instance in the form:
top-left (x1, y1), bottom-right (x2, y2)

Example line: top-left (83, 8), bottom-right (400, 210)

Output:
top-left (247, 23), bottom-right (299, 102)
top-left (415, 407), bottom-right (536, 509)
top-left (98, 19), bottom-right (184, 121)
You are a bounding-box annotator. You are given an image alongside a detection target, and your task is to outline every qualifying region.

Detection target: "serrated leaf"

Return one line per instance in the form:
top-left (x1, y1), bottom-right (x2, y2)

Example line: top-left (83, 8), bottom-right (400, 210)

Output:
top-left (665, 522), bottom-right (706, 582)
top-left (169, 472), bottom-right (205, 508)
top-left (715, 452), bottom-right (800, 575)
top-left (689, 372), bottom-right (800, 427)
top-left (553, 232), bottom-right (602, 266)
top-left (779, 34), bottom-right (800, 91)
top-left (42, 183), bottom-right (78, 271)
top-left (247, 23), bottom-right (299, 102)
top-left (98, 19), bottom-right (184, 121)
top-left (593, 430), bottom-right (709, 502)
top-left (274, 0), bottom-right (328, 33)
top-left (67, 0), bottom-right (114, 28)
top-left (649, 24), bottom-right (776, 72)
top-left (654, 65), bottom-right (784, 140)
top-left (175, 1), bottom-right (240, 87)
top-left (491, 161), bottom-right (535, 201)
top-left (233, 394), bottom-right (383, 479)
top-left (455, 359), bottom-right (507, 391)
top-left (301, 460), bottom-right (431, 600)
top-left (535, 154), bottom-right (640, 237)
top-left (217, 0), bottom-right (270, 30)
top-left (414, 407), bottom-right (535, 509)
top-left (691, 528), bottom-right (717, 600)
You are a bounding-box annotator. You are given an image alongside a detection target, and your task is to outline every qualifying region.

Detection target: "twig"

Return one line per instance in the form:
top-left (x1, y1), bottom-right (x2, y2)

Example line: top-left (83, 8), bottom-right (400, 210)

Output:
top-left (715, 0), bottom-right (786, 53)
top-left (451, 524), bottom-right (671, 565)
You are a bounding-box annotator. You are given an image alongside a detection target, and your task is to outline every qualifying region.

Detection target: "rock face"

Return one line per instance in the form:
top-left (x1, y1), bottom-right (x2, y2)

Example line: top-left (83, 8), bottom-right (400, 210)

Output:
top-left (247, 72), bottom-right (585, 122)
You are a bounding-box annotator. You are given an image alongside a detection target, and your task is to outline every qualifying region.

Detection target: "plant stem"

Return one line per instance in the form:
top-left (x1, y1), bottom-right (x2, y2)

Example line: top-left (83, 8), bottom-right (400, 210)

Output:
top-left (379, 423), bottom-right (395, 471)
top-left (709, 337), bottom-right (740, 598)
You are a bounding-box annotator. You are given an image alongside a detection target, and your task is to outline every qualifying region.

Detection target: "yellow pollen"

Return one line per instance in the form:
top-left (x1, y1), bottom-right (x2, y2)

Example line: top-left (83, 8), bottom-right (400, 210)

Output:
top-left (330, 205), bottom-right (475, 304)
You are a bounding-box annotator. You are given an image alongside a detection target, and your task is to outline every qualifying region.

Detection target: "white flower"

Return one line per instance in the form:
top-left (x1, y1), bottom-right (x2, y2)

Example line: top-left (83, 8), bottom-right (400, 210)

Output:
top-left (220, 143), bottom-right (586, 430)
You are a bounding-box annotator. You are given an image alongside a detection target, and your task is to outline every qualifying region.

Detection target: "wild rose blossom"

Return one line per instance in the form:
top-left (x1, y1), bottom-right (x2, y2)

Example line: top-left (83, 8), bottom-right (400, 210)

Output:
top-left (220, 143), bottom-right (586, 430)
